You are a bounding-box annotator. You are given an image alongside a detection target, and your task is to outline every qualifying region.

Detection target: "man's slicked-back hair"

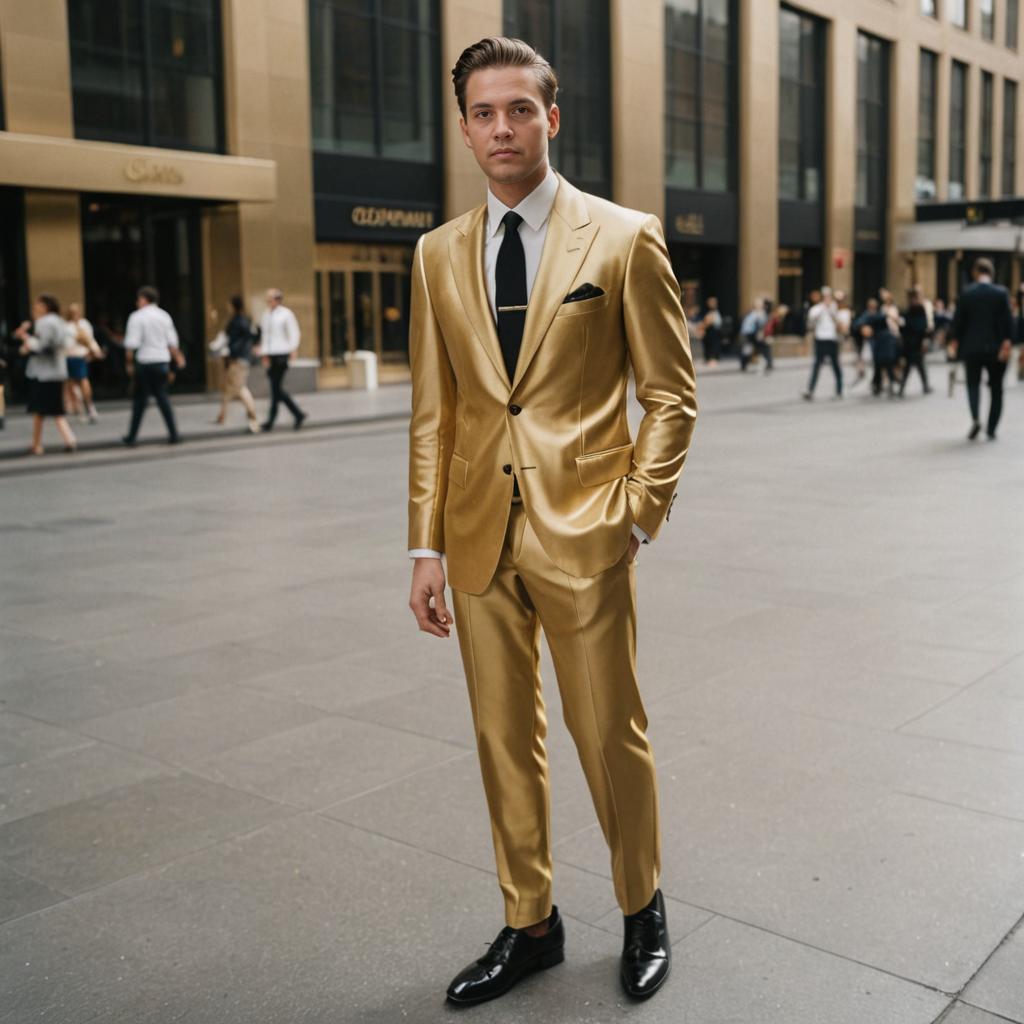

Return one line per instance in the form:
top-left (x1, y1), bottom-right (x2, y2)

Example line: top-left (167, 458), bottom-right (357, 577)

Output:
top-left (452, 36), bottom-right (558, 119)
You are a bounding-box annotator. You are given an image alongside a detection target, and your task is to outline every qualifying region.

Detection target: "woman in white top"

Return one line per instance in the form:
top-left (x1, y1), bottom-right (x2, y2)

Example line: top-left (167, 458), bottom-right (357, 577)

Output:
top-left (14, 294), bottom-right (77, 455)
top-left (63, 301), bottom-right (103, 423)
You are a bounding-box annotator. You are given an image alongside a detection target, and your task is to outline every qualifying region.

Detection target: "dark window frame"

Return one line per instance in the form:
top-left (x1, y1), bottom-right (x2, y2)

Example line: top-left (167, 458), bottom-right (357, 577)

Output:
top-left (664, 0), bottom-right (738, 194)
top-left (1002, 78), bottom-right (1017, 195)
top-left (980, 70), bottom-right (994, 197)
top-left (856, 31), bottom-right (889, 212)
top-left (778, 5), bottom-right (825, 204)
top-left (68, 0), bottom-right (225, 154)
top-left (949, 60), bottom-right (968, 199)
top-left (917, 49), bottom-right (937, 200)
top-left (981, 0), bottom-right (995, 39)
top-left (309, 0), bottom-right (441, 165)
top-left (503, 0), bottom-right (613, 197)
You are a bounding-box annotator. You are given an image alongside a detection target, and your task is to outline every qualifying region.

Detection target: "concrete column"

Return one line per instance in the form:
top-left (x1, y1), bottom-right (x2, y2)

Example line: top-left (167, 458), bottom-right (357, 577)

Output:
top-left (737, 0), bottom-right (778, 305)
top-left (825, 20), bottom-right (857, 296)
top-left (888, 37), bottom-right (919, 296)
top-left (23, 192), bottom-right (84, 306)
top-left (0, 0), bottom-right (84, 306)
top-left (0, 0), bottom-right (73, 136)
top-left (442, 1), bottom-right (503, 220)
top-left (221, 0), bottom-right (316, 358)
top-left (610, 0), bottom-right (664, 218)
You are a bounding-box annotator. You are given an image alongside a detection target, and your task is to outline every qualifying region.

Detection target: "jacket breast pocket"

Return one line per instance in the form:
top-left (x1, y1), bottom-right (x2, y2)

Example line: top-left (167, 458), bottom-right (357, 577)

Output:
top-left (555, 291), bottom-right (612, 318)
top-left (575, 442), bottom-right (634, 487)
top-left (449, 452), bottom-right (469, 489)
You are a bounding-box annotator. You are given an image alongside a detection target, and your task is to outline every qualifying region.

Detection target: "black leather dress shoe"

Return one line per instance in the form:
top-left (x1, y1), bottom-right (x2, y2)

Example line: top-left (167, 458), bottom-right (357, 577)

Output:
top-left (446, 907), bottom-right (564, 1006)
top-left (621, 889), bottom-right (671, 1000)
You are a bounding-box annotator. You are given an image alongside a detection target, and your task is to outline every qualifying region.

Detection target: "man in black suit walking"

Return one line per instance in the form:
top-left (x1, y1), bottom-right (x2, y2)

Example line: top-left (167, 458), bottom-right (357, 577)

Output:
top-left (950, 257), bottom-right (1013, 440)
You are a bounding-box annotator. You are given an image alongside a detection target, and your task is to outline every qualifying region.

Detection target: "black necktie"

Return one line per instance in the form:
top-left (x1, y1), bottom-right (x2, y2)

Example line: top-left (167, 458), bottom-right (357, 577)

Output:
top-left (495, 211), bottom-right (527, 385)
top-left (495, 211), bottom-right (526, 498)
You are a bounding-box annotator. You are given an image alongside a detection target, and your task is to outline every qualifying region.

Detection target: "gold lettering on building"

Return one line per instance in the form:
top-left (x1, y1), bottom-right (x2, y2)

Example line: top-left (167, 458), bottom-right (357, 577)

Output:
top-left (351, 206), bottom-right (435, 230)
top-left (123, 158), bottom-right (185, 185)
top-left (674, 213), bottom-right (704, 237)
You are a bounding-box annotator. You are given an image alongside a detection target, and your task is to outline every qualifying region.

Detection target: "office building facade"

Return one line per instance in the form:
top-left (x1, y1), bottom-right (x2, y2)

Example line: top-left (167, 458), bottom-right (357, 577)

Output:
top-left (1, 0), bottom-right (1021, 395)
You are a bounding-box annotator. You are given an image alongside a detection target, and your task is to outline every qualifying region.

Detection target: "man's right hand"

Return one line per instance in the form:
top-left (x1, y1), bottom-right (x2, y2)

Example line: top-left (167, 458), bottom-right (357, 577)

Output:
top-left (409, 557), bottom-right (452, 638)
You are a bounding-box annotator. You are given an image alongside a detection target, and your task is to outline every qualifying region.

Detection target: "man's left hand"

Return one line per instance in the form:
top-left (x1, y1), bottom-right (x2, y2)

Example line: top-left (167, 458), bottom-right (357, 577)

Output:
top-left (999, 340), bottom-right (1012, 362)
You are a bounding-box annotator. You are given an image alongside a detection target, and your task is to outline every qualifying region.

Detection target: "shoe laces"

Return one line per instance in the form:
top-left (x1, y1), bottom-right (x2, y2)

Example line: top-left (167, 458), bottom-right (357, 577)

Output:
top-left (624, 910), bottom-right (662, 956)
top-left (481, 926), bottom-right (518, 964)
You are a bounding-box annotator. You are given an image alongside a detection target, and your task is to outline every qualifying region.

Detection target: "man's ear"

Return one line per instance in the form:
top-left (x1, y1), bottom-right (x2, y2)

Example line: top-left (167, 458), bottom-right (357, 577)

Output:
top-left (547, 103), bottom-right (560, 140)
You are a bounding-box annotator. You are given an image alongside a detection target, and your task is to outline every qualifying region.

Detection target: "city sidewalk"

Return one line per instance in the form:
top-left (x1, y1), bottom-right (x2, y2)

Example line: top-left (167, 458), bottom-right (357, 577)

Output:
top-left (0, 352), bottom-right (933, 465)
top-left (2, 365), bottom-right (1022, 1022)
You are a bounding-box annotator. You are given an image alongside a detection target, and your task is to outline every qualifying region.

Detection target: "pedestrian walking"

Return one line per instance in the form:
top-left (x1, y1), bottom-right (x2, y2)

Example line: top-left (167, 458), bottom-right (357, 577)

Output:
top-left (62, 302), bottom-right (102, 423)
top-left (409, 36), bottom-right (697, 1006)
top-left (701, 296), bottom-right (723, 367)
top-left (738, 297), bottom-right (769, 372)
top-left (213, 295), bottom-right (260, 433)
top-left (121, 286), bottom-right (184, 446)
top-left (14, 294), bottom-right (77, 455)
top-left (870, 289), bottom-right (903, 397)
top-left (802, 286), bottom-right (842, 399)
top-left (899, 286), bottom-right (933, 396)
top-left (259, 288), bottom-right (307, 431)
top-left (850, 297), bottom-right (878, 385)
top-left (950, 257), bottom-right (1014, 440)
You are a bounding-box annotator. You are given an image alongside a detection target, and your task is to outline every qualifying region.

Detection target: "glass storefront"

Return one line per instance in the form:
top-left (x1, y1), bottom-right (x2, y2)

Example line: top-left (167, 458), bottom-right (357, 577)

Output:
top-left (81, 196), bottom-right (206, 395)
top-left (315, 244), bottom-right (413, 377)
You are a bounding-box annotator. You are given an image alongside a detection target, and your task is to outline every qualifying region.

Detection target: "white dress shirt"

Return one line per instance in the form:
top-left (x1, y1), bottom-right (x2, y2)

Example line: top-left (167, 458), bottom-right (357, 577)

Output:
top-left (124, 304), bottom-right (179, 364)
top-left (808, 302), bottom-right (838, 341)
top-left (410, 167), bottom-right (649, 560)
top-left (260, 305), bottom-right (301, 356)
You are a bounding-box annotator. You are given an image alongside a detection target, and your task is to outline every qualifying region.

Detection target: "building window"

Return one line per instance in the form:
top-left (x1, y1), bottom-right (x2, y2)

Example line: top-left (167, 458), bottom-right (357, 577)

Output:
top-left (920, 0), bottom-right (935, 14)
top-left (68, 0), bottom-right (223, 153)
top-left (980, 71), bottom-right (994, 196)
top-left (778, 6), bottom-right (824, 202)
top-left (981, 0), bottom-right (995, 38)
top-left (1008, 0), bottom-right (1019, 47)
top-left (856, 32), bottom-right (888, 211)
top-left (950, 0), bottom-right (968, 27)
top-left (665, 0), bottom-right (735, 192)
top-left (504, 0), bottom-right (612, 196)
top-left (310, 0), bottom-right (439, 163)
top-left (949, 60), bottom-right (967, 199)
top-left (1003, 79), bottom-right (1017, 194)
top-left (917, 50), bottom-right (937, 200)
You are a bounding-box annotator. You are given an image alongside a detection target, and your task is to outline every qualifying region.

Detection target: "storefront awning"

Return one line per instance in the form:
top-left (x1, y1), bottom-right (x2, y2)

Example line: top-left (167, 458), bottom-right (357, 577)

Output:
top-left (895, 219), bottom-right (1024, 254)
top-left (0, 132), bottom-right (276, 203)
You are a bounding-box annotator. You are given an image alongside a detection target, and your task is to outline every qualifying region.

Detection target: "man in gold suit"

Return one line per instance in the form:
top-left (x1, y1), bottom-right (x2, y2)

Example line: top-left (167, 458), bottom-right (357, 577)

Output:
top-left (407, 36), bottom-right (698, 1006)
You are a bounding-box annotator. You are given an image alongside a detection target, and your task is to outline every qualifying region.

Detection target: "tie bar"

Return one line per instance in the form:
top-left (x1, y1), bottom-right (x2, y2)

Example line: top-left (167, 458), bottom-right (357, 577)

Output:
top-left (497, 304), bottom-right (528, 312)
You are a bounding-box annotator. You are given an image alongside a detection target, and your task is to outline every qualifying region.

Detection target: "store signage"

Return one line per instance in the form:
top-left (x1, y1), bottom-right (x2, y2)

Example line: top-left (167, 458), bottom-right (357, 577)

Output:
top-left (123, 158), bottom-right (185, 185)
top-left (673, 212), bottom-right (705, 237)
top-left (351, 206), bottom-right (435, 230)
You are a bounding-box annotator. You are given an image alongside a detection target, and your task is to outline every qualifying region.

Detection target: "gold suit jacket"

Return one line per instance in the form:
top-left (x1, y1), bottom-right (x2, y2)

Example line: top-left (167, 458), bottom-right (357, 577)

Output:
top-left (408, 173), bottom-right (698, 595)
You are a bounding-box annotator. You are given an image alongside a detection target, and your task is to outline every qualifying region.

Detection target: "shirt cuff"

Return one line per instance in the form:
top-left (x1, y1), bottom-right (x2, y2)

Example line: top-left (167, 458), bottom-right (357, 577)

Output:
top-left (409, 549), bottom-right (443, 559)
top-left (631, 524), bottom-right (650, 545)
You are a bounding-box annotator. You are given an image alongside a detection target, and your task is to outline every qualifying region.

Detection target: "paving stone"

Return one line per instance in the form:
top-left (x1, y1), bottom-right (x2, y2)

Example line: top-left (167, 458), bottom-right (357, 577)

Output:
top-left (941, 1003), bottom-right (1024, 1024)
top-left (0, 712), bottom-right (93, 768)
top-left (0, 773), bottom-right (289, 895)
top-left (961, 921), bottom-right (1024, 1022)
top-left (0, 862), bottom-right (66, 924)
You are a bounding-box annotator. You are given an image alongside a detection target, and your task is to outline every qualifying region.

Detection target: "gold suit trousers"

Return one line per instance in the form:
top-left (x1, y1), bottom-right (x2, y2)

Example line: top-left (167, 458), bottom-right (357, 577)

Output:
top-left (451, 502), bottom-right (661, 928)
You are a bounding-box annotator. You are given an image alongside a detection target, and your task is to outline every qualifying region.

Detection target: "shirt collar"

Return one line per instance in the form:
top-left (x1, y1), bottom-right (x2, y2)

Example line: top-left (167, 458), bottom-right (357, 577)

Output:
top-left (487, 166), bottom-right (559, 237)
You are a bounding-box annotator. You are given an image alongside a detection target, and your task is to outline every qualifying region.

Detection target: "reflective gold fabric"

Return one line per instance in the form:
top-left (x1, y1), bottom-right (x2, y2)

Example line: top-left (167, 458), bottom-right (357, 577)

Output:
top-left (408, 174), bottom-right (698, 595)
top-left (452, 503), bottom-right (659, 927)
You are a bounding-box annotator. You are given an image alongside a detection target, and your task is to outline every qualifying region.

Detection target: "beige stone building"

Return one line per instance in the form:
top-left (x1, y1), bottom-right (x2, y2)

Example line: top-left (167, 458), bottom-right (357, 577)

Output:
top-left (0, 0), bottom-right (1021, 394)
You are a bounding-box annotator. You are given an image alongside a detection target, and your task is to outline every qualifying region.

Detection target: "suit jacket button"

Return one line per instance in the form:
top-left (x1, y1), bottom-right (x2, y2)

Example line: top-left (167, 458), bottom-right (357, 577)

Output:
top-left (502, 464), bottom-right (512, 474)
top-left (508, 404), bottom-right (522, 415)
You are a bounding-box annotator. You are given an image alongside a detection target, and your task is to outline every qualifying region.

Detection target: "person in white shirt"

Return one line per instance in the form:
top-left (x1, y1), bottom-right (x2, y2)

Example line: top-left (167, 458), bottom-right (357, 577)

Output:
top-left (122, 285), bottom-right (184, 446)
top-left (802, 285), bottom-right (843, 400)
top-left (258, 288), bottom-right (307, 431)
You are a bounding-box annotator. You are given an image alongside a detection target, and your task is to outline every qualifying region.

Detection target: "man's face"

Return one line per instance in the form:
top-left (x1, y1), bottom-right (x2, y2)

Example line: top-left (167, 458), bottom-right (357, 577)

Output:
top-left (459, 66), bottom-right (559, 186)
top-left (266, 291), bottom-right (279, 309)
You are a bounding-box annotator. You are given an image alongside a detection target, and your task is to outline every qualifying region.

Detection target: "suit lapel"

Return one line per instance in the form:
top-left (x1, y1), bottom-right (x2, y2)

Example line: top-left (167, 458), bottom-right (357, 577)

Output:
top-left (512, 176), bottom-right (599, 391)
top-left (447, 204), bottom-right (509, 388)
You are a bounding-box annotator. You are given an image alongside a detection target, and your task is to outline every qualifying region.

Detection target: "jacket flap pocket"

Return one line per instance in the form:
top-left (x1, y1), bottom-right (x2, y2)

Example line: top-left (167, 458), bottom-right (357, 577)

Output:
top-left (575, 442), bottom-right (634, 487)
top-left (449, 452), bottom-right (469, 489)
